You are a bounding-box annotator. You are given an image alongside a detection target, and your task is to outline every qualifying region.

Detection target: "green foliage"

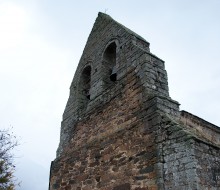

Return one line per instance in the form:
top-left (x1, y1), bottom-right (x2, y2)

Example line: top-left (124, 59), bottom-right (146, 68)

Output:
top-left (0, 129), bottom-right (18, 190)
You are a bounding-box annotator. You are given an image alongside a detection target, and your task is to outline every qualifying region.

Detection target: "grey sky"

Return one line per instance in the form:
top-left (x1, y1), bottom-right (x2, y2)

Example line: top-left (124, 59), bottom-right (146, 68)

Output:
top-left (0, 0), bottom-right (220, 189)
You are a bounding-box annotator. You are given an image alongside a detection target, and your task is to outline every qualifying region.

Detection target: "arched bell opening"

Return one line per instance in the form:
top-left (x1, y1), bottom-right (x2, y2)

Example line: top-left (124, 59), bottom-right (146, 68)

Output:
top-left (78, 65), bottom-right (91, 112)
top-left (102, 41), bottom-right (117, 86)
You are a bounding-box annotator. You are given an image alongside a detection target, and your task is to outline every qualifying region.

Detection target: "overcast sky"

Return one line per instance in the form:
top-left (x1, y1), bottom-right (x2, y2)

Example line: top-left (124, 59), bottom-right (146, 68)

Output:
top-left (0, 0), bottom-right (220, 189)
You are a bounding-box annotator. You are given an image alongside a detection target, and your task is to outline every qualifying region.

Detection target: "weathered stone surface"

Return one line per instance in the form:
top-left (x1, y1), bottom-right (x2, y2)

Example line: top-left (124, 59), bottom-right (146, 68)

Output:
top-left (113, 183), bottom-right (131, 190)
top-left (49, 12), bottom-right (220, 190)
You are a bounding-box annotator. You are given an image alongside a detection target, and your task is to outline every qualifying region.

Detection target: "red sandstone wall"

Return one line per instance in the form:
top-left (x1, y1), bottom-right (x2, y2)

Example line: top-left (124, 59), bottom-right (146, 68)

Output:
top-left (50, 70), bottom-right (159, 190)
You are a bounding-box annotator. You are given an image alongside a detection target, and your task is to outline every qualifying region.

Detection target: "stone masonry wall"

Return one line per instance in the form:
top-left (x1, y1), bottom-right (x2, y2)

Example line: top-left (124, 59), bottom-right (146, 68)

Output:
top-left (158, 115), bottom-right (220, 190)
top-left (180, 111), bottom-right (220, 146)
top-left (194, 140), bottom-right (220, 189)
top-left (50, 120), bottom-right (159, 190)
top-left (158, 116), bottom-right (199, 189)
top-left (50, 68), bottom-right (161, 190)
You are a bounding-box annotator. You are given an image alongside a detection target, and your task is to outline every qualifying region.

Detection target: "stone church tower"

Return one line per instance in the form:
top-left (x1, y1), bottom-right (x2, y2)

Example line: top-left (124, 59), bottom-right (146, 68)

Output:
top-left (49, 13), bottom-right (220, 190)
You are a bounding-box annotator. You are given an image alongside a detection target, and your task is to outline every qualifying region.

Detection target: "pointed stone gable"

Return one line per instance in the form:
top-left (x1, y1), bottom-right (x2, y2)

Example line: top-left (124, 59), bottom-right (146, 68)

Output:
top-left (49, 13), bottom-right (220, 190)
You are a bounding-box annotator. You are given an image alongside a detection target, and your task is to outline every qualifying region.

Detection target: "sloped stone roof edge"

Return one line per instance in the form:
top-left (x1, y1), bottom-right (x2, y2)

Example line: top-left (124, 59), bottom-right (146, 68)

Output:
top-left (98, 12), bottom-right (149, 44)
